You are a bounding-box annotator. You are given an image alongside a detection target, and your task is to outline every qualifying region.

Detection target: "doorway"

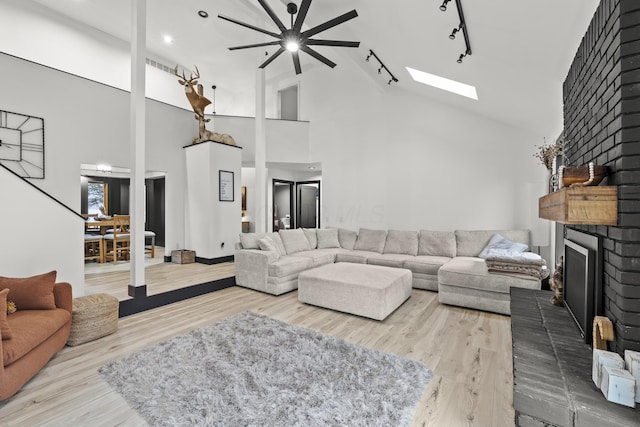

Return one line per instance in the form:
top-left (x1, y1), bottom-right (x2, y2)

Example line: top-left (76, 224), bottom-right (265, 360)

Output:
top-left (272, 179), bottom-right (294, 231)
top-left (278, 84), bottom-right (299, 121)
top-left (297, 180), bottom-right (320, 229)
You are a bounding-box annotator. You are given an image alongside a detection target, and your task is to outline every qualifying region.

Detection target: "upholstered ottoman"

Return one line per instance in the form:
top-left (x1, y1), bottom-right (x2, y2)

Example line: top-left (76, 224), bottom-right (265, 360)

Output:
top-left (67, 293), bottom-right (119, 346)
top-left (298, 262), bottom-right (412, 321)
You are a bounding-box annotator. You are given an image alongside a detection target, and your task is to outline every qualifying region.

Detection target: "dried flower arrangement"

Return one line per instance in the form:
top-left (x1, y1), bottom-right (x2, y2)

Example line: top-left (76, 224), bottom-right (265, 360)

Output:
top-left (534, 133), bottom-right (565, 170)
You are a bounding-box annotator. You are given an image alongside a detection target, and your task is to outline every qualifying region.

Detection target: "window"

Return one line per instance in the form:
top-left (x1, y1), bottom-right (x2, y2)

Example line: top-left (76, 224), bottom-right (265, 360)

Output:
top-left (87, 181), bottom-right (108, 215)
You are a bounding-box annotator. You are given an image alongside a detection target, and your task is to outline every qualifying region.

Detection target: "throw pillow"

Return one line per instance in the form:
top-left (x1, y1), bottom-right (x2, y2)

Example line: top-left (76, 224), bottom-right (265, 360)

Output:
top-left (239, 233), bottom-right (268, 249)
top-left (268, 232), bottom-right (287, 256)
top-left (257, 237), bottom-right (281, 260)
top-left (478, 234), bottom-right (528, 259)
top-left (316, 229), bottom-right (340, 249)
top-left (302, 228), bottom-right (318, 249)
top-left (279, 229), bottom-right (311, 254)
top-left (338, 228), bottom-right (357, 250)
top-left (354, 228), bottom-right (387, 253)
top-left (0, 288), bottom-right (12, 340)
top-left (383, 230), bottom-right (419, 255)
top-left (0, 270), bottom-right (57, 310)
top-left (418, 230), bottom-right (456, 258)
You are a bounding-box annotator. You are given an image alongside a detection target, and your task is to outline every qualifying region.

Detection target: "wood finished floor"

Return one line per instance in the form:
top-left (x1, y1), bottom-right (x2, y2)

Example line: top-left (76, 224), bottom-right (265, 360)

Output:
top-left (0, 268), bottom-right (515, 427)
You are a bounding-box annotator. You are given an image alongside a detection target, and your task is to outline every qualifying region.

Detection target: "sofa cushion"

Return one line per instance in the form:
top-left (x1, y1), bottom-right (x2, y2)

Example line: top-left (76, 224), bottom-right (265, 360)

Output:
top-left (1, 289), bottom-right (12, 340)
top-left (383, 230), bottom-right (419, 255)
top-left (303, 228), bottom-right (318, 249)
top-left (3, 308), bottom-right (71, 366)
top-left (478, 233), bottom-right (528, 258)
top-left (367, 254), bottom-right (416, 269)
top-left (438, 256), bottom-right (539, 294)
top-left (354, 228), bottom-right (387, 253)
top-left (404, 256), bottom-right (452, 275)
top-left (317, 229), bottom-right (340, 249)
top-left (0, 271), bottom-right (57, 310)
top-left (335, 250), bottom-right (379, 264)
top-left (268, 232), bottom-right (287, 256)
top-left (257, 237), bottom-right (281, 260)
top-left (239, 232), bottom-right (269, 249)
top-left (268, 256), bottom-right (313, 278)
top-left (279, 229), bottom-right (311, 254)
top-left (338, 228), bottom-right (358, 250)
top-left (291, 250), bottom-right (335, 267)
top-left (455, 230), bottom-right (530, 257)
top-left (419, 230), bottom-right (456, 258)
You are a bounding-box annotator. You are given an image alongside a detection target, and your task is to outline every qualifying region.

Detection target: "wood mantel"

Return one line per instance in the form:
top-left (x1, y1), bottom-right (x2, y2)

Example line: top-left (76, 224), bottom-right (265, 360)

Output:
top-left (538, 186), bottom-right (617, 225)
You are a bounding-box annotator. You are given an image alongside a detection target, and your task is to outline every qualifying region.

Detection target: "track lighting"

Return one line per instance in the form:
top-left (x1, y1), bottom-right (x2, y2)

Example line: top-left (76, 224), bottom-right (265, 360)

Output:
top-left (440, 0), bottom-right (472, 64)
top-left (365, 49), bottom-right (399, 85)
top-left (211, 85), bottom-right (217, 114)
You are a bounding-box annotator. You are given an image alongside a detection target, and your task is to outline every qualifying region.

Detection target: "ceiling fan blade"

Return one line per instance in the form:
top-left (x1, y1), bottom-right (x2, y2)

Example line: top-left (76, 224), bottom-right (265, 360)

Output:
top-left (306, 39), bottom-right (360, 48)
top-left (292, 51), bottom-right (302, 75)
top-left (257, 0), bottom-right (287, 33)
top-left (218, 14), bottom-right (280, 39)
top-left (229, 41), bottom-right (282, 51)
top-left (260, 47), bottom-right (286, 68)
top-left (301, 46), bottom-right (336, 68)
top-left (301, 10), bottom-right (358, 38)
top-left (293, 0), bottom-right (312, 33)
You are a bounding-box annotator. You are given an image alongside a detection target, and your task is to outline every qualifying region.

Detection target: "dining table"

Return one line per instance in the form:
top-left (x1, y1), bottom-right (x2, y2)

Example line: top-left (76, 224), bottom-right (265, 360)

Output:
top-left (84, 219), bottom-right (114, 235)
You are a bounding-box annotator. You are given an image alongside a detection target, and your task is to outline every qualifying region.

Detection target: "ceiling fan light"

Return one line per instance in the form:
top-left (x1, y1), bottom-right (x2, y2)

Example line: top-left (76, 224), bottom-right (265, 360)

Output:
top-left (286, 40), bottom-right (299, 52)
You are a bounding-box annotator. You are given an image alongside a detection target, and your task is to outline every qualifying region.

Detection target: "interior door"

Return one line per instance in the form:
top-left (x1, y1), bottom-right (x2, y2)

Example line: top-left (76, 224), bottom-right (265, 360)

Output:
top-left (297, 181), bottom-right (320, 228)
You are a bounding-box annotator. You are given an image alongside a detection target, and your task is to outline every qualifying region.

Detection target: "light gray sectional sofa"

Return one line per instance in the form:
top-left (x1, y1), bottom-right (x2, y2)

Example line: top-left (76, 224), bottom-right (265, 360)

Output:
top-left (234, 228), bottom-right (542, 315)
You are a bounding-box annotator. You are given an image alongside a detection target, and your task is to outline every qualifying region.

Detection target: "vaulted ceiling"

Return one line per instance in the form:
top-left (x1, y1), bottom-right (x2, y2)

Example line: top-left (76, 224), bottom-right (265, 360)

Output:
top-left (30, 0), bottom-right (600, 134)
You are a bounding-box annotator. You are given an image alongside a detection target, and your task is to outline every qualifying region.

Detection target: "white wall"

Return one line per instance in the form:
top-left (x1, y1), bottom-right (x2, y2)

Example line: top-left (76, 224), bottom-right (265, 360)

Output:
top-left (300, 62), bottom-right (548, 237)
top-left (0, 167), bottom-right (84, 296)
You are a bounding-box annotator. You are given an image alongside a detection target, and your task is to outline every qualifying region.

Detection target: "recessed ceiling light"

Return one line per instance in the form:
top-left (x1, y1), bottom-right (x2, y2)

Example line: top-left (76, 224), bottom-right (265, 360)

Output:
top-left (163, 34), bottom-right (174, 44)
top-left (198, 10), bottom-right (209, 18)
top-left (406, 67), bottom-right (478, 100)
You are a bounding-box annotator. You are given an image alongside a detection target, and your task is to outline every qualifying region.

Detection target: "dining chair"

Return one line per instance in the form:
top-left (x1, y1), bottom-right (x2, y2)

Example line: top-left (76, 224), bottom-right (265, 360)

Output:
top-left (103, 215), bottom-right (130, 264)
top-left (84, 234), bottom-right (104, 263)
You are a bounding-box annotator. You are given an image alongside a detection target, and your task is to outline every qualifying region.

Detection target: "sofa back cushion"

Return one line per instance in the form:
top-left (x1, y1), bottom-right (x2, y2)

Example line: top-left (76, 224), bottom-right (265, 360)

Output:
top-left (418, 230), bottom-right (456, 258)
top-left (354, 229), bottom-right (387, 253)
top-left (303, 228), bottom-right (318, 249)
top-left (383, 230), bottom-right (419, 255)
top-left (0, 271), bottom-right (57, 310)
top-left (338, 228), bottom-right (358, 250)
top-left (279, 229), bottom-right (312, 254)
top-left (317, 229), bottom-right (341, 249)
top-left (455, 230), bottom-right (530, 257)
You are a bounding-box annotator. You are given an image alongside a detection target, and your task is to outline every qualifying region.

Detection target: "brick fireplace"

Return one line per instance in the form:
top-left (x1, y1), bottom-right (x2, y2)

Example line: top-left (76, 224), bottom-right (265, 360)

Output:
top-left (563, 0), bottom-right (640, 355)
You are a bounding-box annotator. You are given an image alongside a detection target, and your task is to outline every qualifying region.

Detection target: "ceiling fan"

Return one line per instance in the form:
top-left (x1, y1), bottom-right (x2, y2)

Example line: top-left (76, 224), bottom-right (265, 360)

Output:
top-left (218, 0), bottom-right (360, 75)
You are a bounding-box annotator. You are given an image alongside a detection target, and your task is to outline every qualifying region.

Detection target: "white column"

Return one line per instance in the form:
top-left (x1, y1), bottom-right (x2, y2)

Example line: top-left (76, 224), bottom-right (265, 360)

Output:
top-left (254, 68), bottom-right (267, 233)
top-left (130, 0), bottom-right (146, 294)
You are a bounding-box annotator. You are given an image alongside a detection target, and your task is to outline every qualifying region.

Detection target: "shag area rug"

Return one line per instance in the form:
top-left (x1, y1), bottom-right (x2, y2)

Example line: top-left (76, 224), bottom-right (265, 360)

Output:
top-left (99, 311), bottom-right (433, 426)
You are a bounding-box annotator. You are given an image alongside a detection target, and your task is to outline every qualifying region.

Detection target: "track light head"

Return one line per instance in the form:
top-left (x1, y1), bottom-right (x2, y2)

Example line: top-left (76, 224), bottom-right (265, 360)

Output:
top-left (378, 67), bottom-right (382, 74)
top-left (365, 54), bottom-right (371, 62)
top-left (457, 54), bottom-right (465, 64)
top-left (388, 79), bottom-right (393, 85)
top-left (449, 28), bottom-right (458, 40)
top-left (439, 0), bottom-right (451, 12)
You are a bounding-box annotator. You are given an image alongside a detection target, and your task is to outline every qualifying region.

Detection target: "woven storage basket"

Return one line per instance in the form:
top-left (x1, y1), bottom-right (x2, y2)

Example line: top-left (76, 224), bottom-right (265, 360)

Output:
top-left (67, 293), bottom-right (119, 346)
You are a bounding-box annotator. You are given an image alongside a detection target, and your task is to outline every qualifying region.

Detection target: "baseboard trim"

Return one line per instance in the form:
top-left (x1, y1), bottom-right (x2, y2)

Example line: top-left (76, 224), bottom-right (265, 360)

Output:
top-left (119, 277), bottom-right (236, 317)
top-left (195, 255), bottom-right (234, 265)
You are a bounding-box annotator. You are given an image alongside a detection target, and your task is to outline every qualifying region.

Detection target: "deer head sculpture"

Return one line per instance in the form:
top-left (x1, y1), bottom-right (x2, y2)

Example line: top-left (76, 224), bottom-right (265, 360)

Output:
top-left (174, 65), bottom-right (211, 117)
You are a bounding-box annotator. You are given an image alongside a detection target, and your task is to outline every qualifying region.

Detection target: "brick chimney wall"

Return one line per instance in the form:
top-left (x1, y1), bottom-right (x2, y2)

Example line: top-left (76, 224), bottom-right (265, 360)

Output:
top-left (563, 0), bottom-right (640, 354)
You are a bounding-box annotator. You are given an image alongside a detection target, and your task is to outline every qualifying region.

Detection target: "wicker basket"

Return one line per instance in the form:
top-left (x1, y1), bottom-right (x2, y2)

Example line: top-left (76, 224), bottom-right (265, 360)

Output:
top-left (67, 293), bottom-right (119, 346)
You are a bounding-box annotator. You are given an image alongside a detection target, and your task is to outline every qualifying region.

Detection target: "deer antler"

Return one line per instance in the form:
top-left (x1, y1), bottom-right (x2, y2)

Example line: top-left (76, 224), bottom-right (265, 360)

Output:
top-left (193, 65), bottom-right (201, 80)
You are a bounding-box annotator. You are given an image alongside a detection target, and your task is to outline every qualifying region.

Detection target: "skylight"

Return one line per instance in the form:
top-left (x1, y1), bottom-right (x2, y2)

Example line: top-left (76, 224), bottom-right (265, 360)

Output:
top-left (406, 67), bottom-right (478, 100)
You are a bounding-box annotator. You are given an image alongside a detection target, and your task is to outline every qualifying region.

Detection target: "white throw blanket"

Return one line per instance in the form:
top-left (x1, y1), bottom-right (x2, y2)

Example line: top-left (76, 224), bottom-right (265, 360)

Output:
top-left (484, 249), bottom-right (549, 280)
